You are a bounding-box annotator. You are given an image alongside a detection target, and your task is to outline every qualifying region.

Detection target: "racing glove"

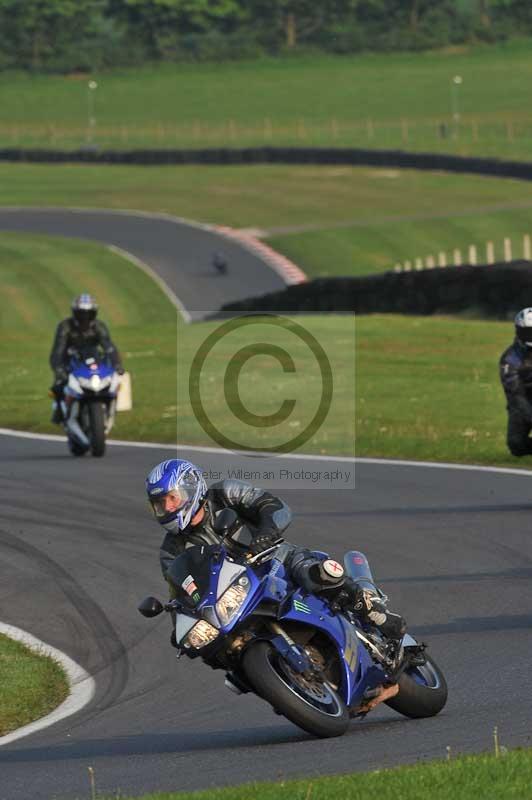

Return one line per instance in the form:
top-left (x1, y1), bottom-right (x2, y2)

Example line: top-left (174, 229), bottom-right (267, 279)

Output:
top-left (54, 367), bottom-right (68, 385)
top-left (249, 531), bottom-right (278, 556)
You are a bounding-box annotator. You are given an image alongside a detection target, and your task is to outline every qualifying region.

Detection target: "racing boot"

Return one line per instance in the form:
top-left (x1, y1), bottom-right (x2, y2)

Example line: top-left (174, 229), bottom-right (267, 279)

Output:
top-left (51, 401), bottom-right (63, 424)
top-left (338, 579), bottom-right (406, 641)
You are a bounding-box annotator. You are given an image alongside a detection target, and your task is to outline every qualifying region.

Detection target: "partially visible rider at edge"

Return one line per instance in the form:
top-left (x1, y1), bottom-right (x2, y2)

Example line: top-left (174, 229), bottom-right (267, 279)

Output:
top-left (146, 459), bottom-right (406, 648)
top-left (499, 307), bottom-right (532, 456)
top-left (49, 294), bottom-right (124, 424)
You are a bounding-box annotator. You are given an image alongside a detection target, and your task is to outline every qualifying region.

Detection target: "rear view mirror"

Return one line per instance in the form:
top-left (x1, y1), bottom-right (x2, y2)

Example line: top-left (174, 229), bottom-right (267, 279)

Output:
top-left (213, 508), bottom-right (239, 535)
top-left (138, 596), bottom-right (164, 617)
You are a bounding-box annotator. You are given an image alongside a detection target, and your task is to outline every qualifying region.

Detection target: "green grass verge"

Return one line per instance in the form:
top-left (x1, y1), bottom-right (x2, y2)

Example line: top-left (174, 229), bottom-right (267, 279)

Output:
top-left (102, 748), bottom-right (532, 800)
top-left (0, 633), bottom-right (69, 735)
top-left (4, 40), bottom-right (532, 159)
top-left (3, 163), bottom-right (532, 278)
top-left (1, 231), bottom-right (522, 468)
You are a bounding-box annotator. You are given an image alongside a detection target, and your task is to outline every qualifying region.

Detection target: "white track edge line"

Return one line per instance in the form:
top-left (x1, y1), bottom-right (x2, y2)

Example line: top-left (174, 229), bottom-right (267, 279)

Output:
top-left (2, 428), bottom-right (532, 476)
top-left (0, 623), bottom-right (95, 747)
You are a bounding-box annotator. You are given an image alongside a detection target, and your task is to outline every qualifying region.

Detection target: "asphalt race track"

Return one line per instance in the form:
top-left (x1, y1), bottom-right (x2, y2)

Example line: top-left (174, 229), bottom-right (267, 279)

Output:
top-left (0, 208), bottom-right (287, 320)
top-left (1, 434), bottom-right (532, 800)
top-left (1, 208), bottom-right (532, 799)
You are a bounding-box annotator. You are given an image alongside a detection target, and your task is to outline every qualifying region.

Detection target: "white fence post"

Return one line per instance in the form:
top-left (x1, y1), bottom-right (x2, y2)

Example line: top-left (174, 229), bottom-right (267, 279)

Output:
top-left (438, 251), bottom-right (447, 268)
top-left (394, 263), bottom-right (402, 272)
top-left (486, 241), bottom-right (495, 264)
top-left (426, 255), bottom-right (435, 269)
top-left (453, 249), bottom-right (462, 266)
top-left (415, 258), bottom-right (423, 270)
top-left (524, 234), bottom-right (531, 261)
top-left (504, 238), bottom-right (512, 263)
top-left (404, 260), bottom-right (412, 271)
top-left (468, 245), bottom-right (477, 265)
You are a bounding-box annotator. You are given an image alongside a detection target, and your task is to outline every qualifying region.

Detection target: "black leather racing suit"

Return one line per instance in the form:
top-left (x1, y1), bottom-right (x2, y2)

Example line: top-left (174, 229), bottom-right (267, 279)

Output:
top-left (499, 339), bottom-right (532, 456)
top-left (49, 317), bottom-right (123, 380)
top-left (160, 480), bottom-right (405, 641)
top-left (159, 479), bottom-right (291, 578)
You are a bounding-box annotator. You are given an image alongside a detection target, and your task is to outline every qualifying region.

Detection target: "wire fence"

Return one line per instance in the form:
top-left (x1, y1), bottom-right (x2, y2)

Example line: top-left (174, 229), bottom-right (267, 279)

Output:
top-left (2, 115), bottom-right (532, 158)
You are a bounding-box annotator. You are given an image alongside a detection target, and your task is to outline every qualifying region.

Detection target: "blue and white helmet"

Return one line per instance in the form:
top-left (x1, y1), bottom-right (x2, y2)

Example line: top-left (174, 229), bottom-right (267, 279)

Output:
top-left (146, 459), bottom-right (207, 533)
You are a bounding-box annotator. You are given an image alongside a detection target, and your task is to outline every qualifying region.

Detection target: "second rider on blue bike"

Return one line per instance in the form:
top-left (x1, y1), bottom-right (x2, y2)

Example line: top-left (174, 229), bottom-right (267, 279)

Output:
top-left (49, 293), bottom-right (124, 423)
top-left (146, 459), bottom-right (406, 648)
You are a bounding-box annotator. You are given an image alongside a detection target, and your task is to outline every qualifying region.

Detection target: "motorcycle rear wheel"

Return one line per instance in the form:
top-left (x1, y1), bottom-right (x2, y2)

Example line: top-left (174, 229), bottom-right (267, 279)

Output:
top-left (385, 655), bottom-right (447, 718)
top-left (242, 641), bottom-right (349, 738)
top-left (89, 403), bottom-right (106, 457)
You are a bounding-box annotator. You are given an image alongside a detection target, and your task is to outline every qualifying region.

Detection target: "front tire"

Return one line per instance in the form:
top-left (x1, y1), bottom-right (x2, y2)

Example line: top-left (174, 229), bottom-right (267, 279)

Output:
top-left (89, 403), bottom-right (106, 457)
top-left (242, 641), bottom-right (349, 738)
top-left (386, 655), bottom-right (447, 718)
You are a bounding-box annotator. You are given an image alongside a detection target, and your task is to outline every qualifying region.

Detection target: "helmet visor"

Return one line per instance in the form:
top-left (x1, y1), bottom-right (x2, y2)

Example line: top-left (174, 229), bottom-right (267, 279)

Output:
top-left (517, 327), bottom-right (532, 344)
top-left (73, 308), bottom-right (96, 326)
top-left (150, 485), bottom-right (195, 518)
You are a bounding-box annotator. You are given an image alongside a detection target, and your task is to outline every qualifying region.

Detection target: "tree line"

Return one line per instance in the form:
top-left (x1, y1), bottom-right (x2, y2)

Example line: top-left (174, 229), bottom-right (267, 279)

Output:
top-left (1, 0), bottom-right (531, 72)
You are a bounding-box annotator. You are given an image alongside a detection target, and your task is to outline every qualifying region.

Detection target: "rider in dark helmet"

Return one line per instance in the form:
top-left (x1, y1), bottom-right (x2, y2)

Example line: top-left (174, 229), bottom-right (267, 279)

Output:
top-left (146, 459), bottom-right (406, 648)
top-left (49, 294), bottom-right (124, 423)
top-left (212, 251), bottom-right (228, 275)
top-left (500, 307), bottom-right (532, 456)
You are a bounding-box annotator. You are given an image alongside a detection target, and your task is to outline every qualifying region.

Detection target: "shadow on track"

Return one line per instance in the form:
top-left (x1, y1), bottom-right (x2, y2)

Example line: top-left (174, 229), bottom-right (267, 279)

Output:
top-left (0, 714), bottom-right (411, 764)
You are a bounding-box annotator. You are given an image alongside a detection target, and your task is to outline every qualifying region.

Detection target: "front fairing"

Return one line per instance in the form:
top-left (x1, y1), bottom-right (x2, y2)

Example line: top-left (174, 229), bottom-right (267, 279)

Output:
top-left (169, 545), bottom-right (263, 653)
top-left (65, 356), bottom-right (118, 399)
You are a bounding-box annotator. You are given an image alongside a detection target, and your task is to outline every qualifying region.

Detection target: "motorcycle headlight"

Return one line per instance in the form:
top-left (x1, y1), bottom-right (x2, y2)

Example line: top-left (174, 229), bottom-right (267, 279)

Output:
top-left (216, 578), bottom-right (250, 626)
top-left (184, 620), bottom-right (219, 650)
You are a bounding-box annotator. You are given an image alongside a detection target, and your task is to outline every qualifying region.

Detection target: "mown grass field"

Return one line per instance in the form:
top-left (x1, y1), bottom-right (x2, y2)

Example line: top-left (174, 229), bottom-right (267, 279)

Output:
top-left (100, 748), bottom-right (532, 800)
top-left (0, 634), bottom-right (68, 735)
top-left (3, 40), bottom-right (532, 159)
top-left (1, 232), bottom-right (521, 467)
top-left (2, 162), bottom-right (532, 277)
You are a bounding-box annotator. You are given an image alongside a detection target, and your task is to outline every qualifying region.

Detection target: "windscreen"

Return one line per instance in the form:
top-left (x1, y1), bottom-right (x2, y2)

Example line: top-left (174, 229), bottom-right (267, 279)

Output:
top-left (166, 545), bottom-right (216, 608)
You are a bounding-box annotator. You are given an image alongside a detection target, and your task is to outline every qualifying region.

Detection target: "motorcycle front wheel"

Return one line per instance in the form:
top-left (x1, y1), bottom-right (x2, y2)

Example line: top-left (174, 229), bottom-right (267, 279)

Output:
top-left (242, 641), bottom-right (349, 738)
top-left (89, 402), bottom-right (106, 457)
top-left (385, 655), bottom-right (448, 718)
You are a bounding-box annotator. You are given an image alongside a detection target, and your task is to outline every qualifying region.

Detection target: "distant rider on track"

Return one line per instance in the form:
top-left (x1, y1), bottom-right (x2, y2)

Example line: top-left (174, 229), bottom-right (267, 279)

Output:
top-left (49, 294), bottom-right (124, 423)
top-left (145, 459), bottom-right (406, 647)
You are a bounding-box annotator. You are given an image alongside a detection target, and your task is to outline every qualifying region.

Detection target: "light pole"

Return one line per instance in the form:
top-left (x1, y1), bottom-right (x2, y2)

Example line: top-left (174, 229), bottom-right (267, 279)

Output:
top-left (87, 80), bottom-right (98, 145)
top-left (451, 74), bottom-right (462, 137)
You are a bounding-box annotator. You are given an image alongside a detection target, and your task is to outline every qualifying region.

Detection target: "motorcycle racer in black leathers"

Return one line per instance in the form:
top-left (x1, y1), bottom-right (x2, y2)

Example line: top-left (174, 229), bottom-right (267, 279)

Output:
top-left (49, 294), bottom-right (124, 423)
top-left (146, 460), bottom-right (406, 647)
top-left (500, 307), bottom-right (532, 456)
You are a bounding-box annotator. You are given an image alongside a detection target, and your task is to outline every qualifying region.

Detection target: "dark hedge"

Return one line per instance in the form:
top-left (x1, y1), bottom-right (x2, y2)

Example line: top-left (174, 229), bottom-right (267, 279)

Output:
top-left (215, 262), bottom-right (532, 320)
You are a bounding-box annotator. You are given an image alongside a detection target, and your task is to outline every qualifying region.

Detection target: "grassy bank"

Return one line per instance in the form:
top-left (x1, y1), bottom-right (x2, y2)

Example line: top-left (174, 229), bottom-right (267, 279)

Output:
top-left (2, 163), bottom-right (532, 278)
top-left (101, 748), bottom-right (532, 800)
top-left (1, 232), bottom-right (522, 467)
top-left (4, 41), bottom-right (532, 159)
top-left (0, 634), bottom-right (69, 735)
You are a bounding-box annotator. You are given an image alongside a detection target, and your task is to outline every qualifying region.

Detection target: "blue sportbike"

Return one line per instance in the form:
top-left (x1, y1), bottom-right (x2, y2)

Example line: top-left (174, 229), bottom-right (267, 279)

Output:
top-left (139, 513), bottom-right (447, 738)
top-left (59, 348), bottom-right (121, 458)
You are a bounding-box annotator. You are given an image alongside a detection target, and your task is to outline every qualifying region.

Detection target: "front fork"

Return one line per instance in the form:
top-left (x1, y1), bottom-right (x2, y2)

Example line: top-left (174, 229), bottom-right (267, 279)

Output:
top-left (267, 621), bottom-right (313, 674)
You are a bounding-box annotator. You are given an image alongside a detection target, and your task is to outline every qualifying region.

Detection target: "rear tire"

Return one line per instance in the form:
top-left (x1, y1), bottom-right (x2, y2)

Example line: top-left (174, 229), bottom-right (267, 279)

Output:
top-left (242, 641), bottom-right (349, 738)
top-left (89, 403), bottom-right (106, 457)
top-left (386, 655), bottom-right (447, 718)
